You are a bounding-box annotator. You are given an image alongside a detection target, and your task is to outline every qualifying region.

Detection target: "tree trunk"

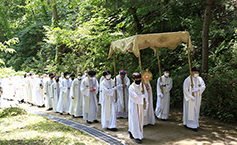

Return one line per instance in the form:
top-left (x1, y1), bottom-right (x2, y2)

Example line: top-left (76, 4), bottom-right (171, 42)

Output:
top-left (202, 0), bottom-right (213, 74)
top-left (51, 0), bottom-right (63, 67)
top-left (130, 7), bottom-right (142, 34)
top-left (52, 0), bottom-right (58, 27)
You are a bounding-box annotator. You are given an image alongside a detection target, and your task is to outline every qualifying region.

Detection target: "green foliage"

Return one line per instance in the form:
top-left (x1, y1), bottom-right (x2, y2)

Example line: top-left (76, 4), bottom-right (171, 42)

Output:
top-left (0, 107), bottom-right (27, 118)
top-left (201, 43), bottom-right (237, 122)
top-left (0, 67), bottom-right (25, 78)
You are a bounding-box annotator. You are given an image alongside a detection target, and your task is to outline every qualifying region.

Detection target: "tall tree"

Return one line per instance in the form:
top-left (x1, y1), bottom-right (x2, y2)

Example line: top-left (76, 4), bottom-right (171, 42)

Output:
top-left (202, 0), bottom-right (213, 74)
top-left (51, 0), bottom-right (63, 66)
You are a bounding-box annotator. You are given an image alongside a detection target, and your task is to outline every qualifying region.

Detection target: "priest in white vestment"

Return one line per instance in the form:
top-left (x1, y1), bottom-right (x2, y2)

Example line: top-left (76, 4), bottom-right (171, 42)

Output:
top-left (183, 67), bottom-right (206, 132)
top-left (143, 81), bottom-right (156, 125)
top-left (57, 72), bottom-right (71, 115)
top-left (99, 75), bottom-right (105, 104)
top-left (128, 72), bottom-right (148, 144)
top-left (20, 76), bottom-right (27, 103)
top-left (36, 76), bottom-right (44, 107)
top-left (115, 70), bottom-right (130, 118)
top-left (8, 77), bottom-right (15, 100)
top-left (155, 68), bottom-right (173, 120)
top-left (51, 76), bottom-right (60, 112)
top-left (69, 73), bottom-right (83, 117)
top-left (81, 70), bottom-right (99, 124)
top-left (44, 73), bottom-right (54, 110)
top-left (33, 75), bottom-right (40, 106)
top-left (81, 70), bottom-right (88, 80)
top-left (101, 70), bottom-right (122, 131)
top-left (25, 73), bottom-right (32, 104)
top-left (30, 73), bottom-right (37, 105)
top-left (59, 72), bottom-right (64, 84)
top-left (2, 76), bottom-right (9, 100)
top-left (15, 76), bottom-right (23, 103)
top-left (69, 74), bottom-right (75, 84)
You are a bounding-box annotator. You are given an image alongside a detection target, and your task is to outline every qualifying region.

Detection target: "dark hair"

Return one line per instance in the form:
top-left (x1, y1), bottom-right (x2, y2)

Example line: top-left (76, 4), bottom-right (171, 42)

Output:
top-left (64, 72), bottom-right (69, 76)
top-left (70, 74), bottom-right (75, 77)
top-left (77, 72), bottom-right (82, 76)
top-left (88, 70), bottom-right (96, 76)
top-left (55, 76), bottom-right (59, 79)
top-left (163, 68), bottom-right (170, 72)
top-left (49, 73), bottom-right (53, 77)
top-left (191, 66), bottom-right (200, 72)
top-left (103, 70), bottom-right (111, 76)
top-left (132, 72), bottom-right (141, 79)
top-left (119, 72), bottom-right (126, 75)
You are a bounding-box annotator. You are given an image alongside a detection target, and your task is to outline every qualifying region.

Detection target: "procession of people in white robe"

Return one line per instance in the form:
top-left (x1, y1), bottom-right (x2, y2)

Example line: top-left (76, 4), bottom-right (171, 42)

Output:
top-left (0, 66), bottom-right (205, 143)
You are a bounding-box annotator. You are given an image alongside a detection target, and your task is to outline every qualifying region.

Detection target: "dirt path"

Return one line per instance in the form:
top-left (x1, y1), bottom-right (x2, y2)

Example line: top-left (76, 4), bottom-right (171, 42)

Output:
top-left (2, 98), bottom-right (237, 145)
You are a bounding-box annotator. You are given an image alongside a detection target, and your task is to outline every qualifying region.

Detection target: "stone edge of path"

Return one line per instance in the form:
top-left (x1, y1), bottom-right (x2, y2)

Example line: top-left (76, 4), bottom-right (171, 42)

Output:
top-left (26, 109), bottom-right (125, 145)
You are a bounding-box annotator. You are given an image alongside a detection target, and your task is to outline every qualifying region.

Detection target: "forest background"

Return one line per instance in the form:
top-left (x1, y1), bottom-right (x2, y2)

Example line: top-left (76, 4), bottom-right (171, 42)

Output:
top-left (0, 0), bottom-right (236, 123)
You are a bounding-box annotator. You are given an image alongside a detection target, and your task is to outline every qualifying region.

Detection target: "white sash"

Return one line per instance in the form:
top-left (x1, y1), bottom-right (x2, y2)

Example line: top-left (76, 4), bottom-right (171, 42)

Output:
top-left (73, 80), bottom-right (79, 109)
top-left (63, 80), bottom-right (69, 108)
top-left (161, 76), bottom-right (171, 114)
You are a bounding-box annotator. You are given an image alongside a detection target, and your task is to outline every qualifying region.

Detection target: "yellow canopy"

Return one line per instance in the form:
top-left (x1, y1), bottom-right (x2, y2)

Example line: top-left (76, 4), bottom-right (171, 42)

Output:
top-left (108, 31), bottom-right (193, 58)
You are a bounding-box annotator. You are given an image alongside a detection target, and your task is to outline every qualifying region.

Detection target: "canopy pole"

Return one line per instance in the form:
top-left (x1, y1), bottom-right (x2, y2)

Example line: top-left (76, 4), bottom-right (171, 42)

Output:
top-left (113, 52), bottom-right (117, 101)
top-left (187, 39), bottom-right (194, 97)
top-left (157, 50), bottom-right (164, 95)
top-left (138, 52), bottom-right (146, 109)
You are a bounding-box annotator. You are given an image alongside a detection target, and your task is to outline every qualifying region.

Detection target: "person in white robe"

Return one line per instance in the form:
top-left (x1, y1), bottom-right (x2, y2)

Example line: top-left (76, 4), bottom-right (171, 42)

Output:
top-left (81, 70), bottom-right (99, 124)
top-left (69, 73), bottom-right (83, 117)
top-left (128, 72), bottom-right (148, 144)
top-left (33, 75), bottom-right (40, 105)
top-left (2, 76), bottom-right (9, 100)
top-left (183, 66), bottom-right (206, 132)
top-left (43, 74), bottom-right (47, 84)
top-left (143, 81), bottom-right (156, 125)
top-left (25, 73), bottom-right (32, 104)
top-left (69, 74), bottom-right (75, 84)
top-left (59, 72), bottom-right (64, 84)
top-left (67, 73), bottom-right (75, 114)
top-left (101, 70), bottom-right (122, 131)
top-left (12, 76), bottom-right (17, 99)
top-left (155, 68), bottom-right (173, 120)
top-left (28, 73), bottom-right (35, 105)
top-left (35, 76), bottom-right (44, 107)
top-left (57, 72), bottom-right (71, 115)
top-left (44, 73), bottom-right (54, 110)
top-left (81, 70), bottom-right (88, 80)
top-left (51, 76), bottom-right (60, 112)
top-left (15, 76), bottom-right (23, 103)
top-left (20, 76), bottom-right (27, 103)
top-left (115, 70), bottom-right (130, 118)
top-left (23, 75), bottom-right (29, 103)
top-left (99, 75), bottom-right (105, 104)
top-left (30, 73), bottom-right (37, 105)
top-left (8, 77), bottom-right (15, 100)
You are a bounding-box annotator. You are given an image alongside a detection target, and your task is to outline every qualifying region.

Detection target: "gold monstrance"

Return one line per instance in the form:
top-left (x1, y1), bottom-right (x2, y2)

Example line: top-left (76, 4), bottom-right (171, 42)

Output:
top-left (141, 69), bottom-right (152, 109)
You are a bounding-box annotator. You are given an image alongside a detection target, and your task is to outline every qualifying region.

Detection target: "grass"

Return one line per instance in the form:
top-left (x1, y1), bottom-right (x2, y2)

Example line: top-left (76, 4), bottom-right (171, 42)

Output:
top-left (0, 107), bottom-right (105, 145)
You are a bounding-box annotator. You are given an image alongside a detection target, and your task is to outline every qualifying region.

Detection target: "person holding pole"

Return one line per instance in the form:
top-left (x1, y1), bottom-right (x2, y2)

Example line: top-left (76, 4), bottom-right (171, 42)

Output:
top-left (183, 66), bottom-right (206, 132)
top-left (115, 70), bottom-right (130, 118)
top-left (101, 70), bottom-right (122, 131)
top-left (155, 68), bottom-right (173, 120)
top-left (128, 72), bottom-right (148, 144)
